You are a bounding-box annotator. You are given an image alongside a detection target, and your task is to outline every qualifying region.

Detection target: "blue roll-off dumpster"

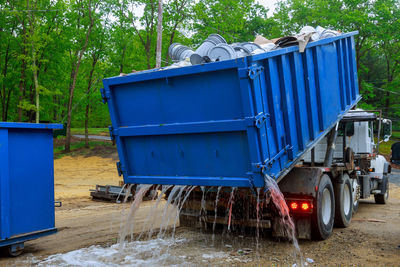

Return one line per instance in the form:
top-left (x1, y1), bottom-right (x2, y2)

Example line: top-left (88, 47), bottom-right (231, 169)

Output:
top-left (101, 31), bottom-right (360, 188)
top-left (0, 122), bottom-right (62, 256)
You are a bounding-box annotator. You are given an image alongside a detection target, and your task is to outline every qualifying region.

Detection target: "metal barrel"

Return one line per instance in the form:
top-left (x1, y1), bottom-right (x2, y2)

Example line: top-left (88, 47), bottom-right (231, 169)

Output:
top-left (194, 34), bottom-right (227, 57)
top-left (208, 43), bottom-right (237, 61)
top-left (168, 43), bottom-right (194, 61)
top-left (190, 34), bottom-right (227, 65)
top-left (232, 44), bottom-right (252, 58)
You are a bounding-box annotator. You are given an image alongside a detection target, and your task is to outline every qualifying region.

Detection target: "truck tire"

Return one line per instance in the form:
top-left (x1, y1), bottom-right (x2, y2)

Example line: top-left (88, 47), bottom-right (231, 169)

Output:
top-left (334, 173), bottom-right (353, 227)
top-left (312, 174), bottom-right (335, 240)
top-left (7, 245), bottom-right (23, 257)
top-left (374, 176), bottom-right (389, 204)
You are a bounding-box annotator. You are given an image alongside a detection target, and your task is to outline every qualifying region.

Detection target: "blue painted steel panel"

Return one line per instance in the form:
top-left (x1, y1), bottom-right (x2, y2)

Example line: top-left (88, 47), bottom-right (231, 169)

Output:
top-left (103, 32), bottom-right (361, 188)
top-left (0, 123), bottom-right (61, 247)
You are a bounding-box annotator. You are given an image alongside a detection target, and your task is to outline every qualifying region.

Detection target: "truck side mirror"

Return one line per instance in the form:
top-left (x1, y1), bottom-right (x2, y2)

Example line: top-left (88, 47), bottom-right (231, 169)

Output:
top-left (382, 119), bottom-right (392, 142)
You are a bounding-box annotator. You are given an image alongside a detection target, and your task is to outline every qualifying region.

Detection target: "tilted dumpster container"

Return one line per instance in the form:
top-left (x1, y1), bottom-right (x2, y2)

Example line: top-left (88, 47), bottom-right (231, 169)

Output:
top-left (0, 122), bottom-right (62, 256)
top-left (101, 31), bottom-right (360, 188)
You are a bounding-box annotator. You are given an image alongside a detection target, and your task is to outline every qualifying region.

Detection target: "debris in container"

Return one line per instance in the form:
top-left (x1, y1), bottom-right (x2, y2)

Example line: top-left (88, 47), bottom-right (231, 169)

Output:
top-left (254, 35), bottom-right (273, 45)
top-left (208, 43), bottom-right (237, 62)
top-left (168, 43), bottom-right (194, 62)
top-left (164, 25), bottom-right (342, 69)
top-left (190, 33), bottom-right (227, 64)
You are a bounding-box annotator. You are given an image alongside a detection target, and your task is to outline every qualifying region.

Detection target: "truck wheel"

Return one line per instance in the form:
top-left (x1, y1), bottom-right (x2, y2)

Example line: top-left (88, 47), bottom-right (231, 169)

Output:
top-left (374, 176), bottom-right (389, 204)
top-left (334, 174), bottom-right (353, 227)
top-left (312, 174), bottom-right (335, 240)
top-left (7, 245), bottom-right (23, 257)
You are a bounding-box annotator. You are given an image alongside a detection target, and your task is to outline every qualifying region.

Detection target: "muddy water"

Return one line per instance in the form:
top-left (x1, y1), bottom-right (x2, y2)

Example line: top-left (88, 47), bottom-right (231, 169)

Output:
top-left (23, 182), bottom-right (304, 266)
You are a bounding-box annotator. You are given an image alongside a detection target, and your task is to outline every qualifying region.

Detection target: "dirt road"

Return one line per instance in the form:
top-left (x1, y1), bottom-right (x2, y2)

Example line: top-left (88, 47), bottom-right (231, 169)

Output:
top-left (1, 154), bottom-right (400, 266)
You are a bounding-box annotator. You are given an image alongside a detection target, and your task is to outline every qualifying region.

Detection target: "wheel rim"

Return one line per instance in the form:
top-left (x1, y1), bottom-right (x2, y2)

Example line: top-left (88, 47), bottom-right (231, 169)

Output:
top-left (352, 179), bottom-right (359, 207)
top-left (322, 188), bottom-right (332, 225)
top-left (343, 183), bottom-right (351, 216)
top-left (385, 184), bottom-right (389, 200)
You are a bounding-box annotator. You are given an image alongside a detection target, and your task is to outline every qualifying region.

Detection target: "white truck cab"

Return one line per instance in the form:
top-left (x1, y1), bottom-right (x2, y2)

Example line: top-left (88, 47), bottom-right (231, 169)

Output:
top-left (303, 110), bottom-right (392, 166)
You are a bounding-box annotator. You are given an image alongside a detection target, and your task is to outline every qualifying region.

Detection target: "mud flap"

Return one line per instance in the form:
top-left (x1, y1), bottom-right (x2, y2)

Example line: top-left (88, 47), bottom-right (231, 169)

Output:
top-left (272, 167), bottom-right (323, 240)
top-left (272, 217), bottom-right (311, 240)
top-left (378, 175), bottom-right (388, 194)
top-left (278, 167), bottom-right (324, 197)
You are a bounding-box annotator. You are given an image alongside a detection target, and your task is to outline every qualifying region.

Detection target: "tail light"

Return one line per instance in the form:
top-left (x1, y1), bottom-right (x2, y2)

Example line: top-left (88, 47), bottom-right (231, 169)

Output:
top-left (301, 202), bottom-right (310, 211)
top-left (287, 199), bottom-right (313, 213)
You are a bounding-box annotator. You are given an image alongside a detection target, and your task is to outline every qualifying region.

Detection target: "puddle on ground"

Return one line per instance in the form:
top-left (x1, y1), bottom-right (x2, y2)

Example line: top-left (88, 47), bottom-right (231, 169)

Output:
top-left (19, 233), bottom-right (259, 267)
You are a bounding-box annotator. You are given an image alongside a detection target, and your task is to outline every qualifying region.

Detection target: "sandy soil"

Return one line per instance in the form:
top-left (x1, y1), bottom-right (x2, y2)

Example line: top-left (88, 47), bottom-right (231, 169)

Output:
top-left (54, 154), bottom-right (121, 200)
top-left (1, 153), bottom-right (400, 266)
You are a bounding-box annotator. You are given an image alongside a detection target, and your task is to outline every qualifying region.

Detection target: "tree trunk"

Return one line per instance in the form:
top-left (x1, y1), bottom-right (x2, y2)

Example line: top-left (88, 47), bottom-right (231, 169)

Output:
top-left (65, 66), bottom-right (77, 152)
top-left (1, 39), bottom-right (11, 121)
top-left (84, 104), bottom-right (90, 148)
top-left (155, 0), bottom-right (163, 68)
top-left (18, 58), bottom-right (26, 121)
top-left (32, 44), bottom-right (40, 123)
top-left (53, 95), bottom-right (59, 121)
top-left (120, 44), bottom-right (126, 74)
top-left (85, 53), bottom-right (98, 148)
top-left (18, 21), bottom-right (27, 122)
top-left (65, 6), bottom-right (95, 152)
top-left (385, 55), bottom-right (392, 117)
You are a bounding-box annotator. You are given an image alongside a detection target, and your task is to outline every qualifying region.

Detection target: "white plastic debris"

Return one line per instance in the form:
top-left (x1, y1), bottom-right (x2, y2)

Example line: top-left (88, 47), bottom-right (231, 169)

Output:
top-left (300, 25), bottom-right (340, 42)
top-left (306, 258), bottom-right (314, 263)
top-left (260, 43), bottom-right (276, 52)
top-left (251, 48), bottom-right (266, 55)
top-left (164, 58), bottom-right (192, 69)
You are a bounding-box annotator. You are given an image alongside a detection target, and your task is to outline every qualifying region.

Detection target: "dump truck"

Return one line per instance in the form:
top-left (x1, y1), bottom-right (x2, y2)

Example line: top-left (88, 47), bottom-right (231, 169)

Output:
top-left (101, 31), bottom-right (392, 240)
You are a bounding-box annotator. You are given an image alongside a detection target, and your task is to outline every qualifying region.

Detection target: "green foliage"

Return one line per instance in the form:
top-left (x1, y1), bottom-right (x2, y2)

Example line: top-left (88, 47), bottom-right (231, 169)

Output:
top-left (392, 131), bottom-right (400, 140)
top-left (192, 0), bottom-right (271, 43)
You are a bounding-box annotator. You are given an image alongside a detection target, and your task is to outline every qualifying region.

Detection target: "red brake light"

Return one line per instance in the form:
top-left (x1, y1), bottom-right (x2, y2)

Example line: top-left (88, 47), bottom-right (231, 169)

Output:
top-left (301, 202), bottom-right (310, 211)
top-left (290, 202), bottom-right (298, 210)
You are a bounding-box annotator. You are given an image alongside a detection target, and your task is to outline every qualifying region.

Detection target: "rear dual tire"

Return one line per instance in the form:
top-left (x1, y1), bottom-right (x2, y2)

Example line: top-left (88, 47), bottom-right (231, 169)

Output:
top-left (334, 174), bottom-right (353, 227)
top-left (312, 174), bottom-right (335, 240)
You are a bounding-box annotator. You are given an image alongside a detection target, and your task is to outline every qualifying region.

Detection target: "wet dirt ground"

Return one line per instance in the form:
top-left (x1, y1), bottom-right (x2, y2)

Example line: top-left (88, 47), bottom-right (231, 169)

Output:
top-left (1, 152), bottom-right (400, 266)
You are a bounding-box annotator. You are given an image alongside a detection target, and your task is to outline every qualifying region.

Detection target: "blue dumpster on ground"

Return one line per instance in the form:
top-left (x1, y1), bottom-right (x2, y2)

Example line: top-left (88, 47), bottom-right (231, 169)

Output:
top-left (0, 122), bottom-right (62, 256)
top-left (101, 31), bottom-right (360, 188)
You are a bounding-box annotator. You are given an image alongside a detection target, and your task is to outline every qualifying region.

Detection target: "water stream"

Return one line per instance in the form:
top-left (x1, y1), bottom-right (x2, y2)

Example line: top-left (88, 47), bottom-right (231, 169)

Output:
top-left (212, 186), bottom-right (222, 245)
top-left (264, 174), bottom-right (304, 266)
top-left (226, 187), bottom-right (236, 231)
top-left (25, 181), bottom-right (306, 266)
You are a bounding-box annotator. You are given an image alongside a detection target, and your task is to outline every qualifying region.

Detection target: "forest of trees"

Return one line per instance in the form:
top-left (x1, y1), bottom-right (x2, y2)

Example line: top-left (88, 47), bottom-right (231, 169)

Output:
top-left (0, 0), bottom-right (399, 149)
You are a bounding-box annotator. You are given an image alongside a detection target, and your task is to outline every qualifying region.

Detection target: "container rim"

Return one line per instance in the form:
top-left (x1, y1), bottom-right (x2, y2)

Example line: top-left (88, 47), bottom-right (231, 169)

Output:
top-left (0, 122), bottom-right (63, 130)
